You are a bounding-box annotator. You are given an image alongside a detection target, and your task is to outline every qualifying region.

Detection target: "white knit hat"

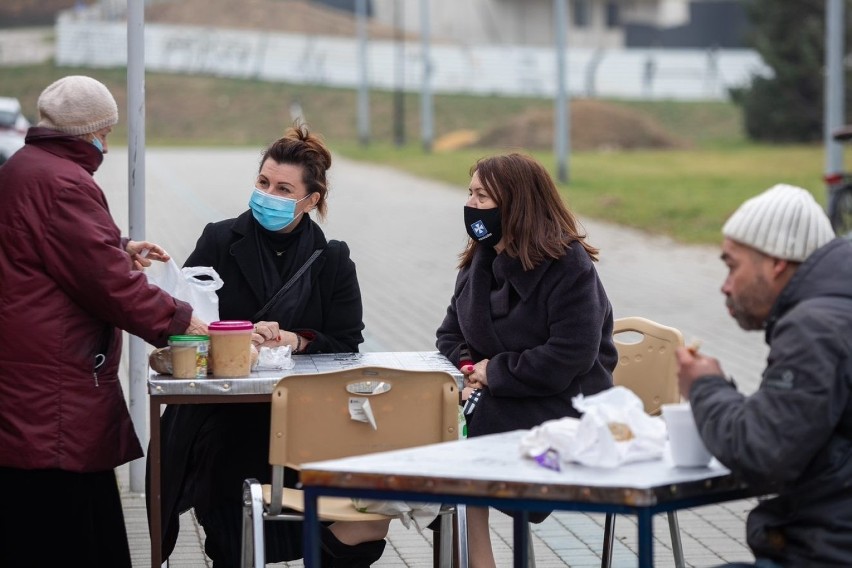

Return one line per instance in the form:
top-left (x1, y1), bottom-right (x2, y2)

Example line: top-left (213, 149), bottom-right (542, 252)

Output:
top-left (722, 183), bottom-right (835, 262)
top-left (37, 75), bottom-right (118, 135)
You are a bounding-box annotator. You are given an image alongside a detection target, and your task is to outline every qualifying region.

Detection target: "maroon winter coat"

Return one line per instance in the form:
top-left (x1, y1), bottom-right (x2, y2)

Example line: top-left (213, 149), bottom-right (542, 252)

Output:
top-left (0, 127), bottom-right (193, 472)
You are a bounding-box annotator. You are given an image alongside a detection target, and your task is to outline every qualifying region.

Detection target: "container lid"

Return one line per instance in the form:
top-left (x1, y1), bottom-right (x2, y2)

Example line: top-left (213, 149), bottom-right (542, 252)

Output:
top-left (168, 335), bottom-right (210, 342)
top-left (208, 320), bottom-right (254, 331)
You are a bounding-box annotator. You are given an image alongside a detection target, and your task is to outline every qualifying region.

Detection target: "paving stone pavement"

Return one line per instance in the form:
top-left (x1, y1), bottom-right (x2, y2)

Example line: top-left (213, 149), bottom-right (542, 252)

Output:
top-left (98, 148), bottom-right (769, 567)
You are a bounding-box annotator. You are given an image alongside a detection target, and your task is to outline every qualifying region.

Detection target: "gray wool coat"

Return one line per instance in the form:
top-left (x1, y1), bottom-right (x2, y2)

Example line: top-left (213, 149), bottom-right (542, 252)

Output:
top-left (436, 243), bottom-right (617, 438)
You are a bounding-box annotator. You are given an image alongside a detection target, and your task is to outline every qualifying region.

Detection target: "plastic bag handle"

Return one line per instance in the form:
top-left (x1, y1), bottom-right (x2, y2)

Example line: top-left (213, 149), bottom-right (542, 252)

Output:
top-left (182, 266), bottom-right (225, 291)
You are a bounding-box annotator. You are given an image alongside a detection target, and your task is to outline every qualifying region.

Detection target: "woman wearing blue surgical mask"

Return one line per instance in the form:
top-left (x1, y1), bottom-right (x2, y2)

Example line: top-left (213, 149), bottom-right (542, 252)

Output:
top-left (148, 125), bottom-right (388, 567)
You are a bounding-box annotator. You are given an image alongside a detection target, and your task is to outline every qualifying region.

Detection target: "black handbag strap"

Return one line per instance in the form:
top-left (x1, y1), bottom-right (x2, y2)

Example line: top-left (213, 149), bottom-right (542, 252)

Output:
top-left (252, 248), bottom-right (324, 322)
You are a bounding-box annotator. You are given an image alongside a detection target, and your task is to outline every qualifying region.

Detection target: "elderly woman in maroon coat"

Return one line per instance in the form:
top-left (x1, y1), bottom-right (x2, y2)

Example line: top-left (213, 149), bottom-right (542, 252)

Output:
top-left (0, 76), bottom-right (205, 567)
top-left (436, 152), bottom-right (617, 568)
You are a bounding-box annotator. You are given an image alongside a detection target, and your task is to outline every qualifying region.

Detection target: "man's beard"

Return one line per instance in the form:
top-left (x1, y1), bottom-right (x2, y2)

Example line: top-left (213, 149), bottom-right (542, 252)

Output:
top-left (725, 276), bottom-right (769, 331)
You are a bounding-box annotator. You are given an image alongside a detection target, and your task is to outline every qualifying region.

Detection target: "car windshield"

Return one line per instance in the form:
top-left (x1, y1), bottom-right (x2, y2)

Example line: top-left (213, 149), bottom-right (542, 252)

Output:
top-left (0, 110), bottom-right (18, 129)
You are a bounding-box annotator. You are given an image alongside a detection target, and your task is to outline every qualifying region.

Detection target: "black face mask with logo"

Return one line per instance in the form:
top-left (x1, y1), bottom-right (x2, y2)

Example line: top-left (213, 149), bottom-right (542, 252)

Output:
top-left (464, 206), bottom-right (502, 248)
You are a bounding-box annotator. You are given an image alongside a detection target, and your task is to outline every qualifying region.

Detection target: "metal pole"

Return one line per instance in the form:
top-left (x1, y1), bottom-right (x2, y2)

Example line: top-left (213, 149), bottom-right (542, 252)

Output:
top-left (127, 0), bottom-right (147, 494)
top-left (824, 0), bottom-right (844, 176)
top-left (393, 0), bottom-right (405, 146)
top-left (420, 0), bottom-right (433, 153)
top-left (356, 0), bottom-right (370, 146)
top-left (554, 0), bottom-right (570, 183)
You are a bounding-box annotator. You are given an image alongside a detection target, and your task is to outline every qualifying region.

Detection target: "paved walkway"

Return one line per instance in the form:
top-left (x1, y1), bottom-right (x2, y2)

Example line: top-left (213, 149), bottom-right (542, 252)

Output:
top-left (99, 149), bottom-right (768, 567)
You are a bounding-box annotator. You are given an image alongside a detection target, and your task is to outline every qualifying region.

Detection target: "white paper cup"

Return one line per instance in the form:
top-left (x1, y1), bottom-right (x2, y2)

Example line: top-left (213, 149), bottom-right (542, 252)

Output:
top-left (661, 402), bottom-right (713, 467)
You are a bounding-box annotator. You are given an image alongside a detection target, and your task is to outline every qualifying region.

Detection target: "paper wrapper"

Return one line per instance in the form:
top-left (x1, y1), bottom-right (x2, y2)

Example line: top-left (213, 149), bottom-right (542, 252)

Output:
top-left (520, 386), bottom-right (667, 469)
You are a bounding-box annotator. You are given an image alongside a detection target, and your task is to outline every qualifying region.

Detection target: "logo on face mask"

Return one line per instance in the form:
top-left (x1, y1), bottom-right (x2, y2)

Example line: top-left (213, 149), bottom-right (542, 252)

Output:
top-left (470, 220), bottom-right (489, 238)
top-left (464, 206), bottom-right (502, 247)
top-left (249, 188), bottom-right (310, 232)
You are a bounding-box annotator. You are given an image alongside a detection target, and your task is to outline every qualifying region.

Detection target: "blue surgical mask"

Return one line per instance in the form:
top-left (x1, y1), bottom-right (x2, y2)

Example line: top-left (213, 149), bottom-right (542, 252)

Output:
top-left (248, 188), bottom-right (310, 232)
top-left (91, 136), bottom-right (104, 153)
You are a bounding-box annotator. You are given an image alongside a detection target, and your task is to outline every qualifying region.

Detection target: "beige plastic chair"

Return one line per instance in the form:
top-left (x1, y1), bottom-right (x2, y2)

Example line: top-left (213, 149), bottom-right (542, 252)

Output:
top-left (240, 366), bottom-right (461, 568)
top-left (601, 316), bottom-right (686, 568)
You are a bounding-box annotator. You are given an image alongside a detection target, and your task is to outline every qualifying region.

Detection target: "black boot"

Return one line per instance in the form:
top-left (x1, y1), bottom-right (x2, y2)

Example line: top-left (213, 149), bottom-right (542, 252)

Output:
top-left (319, 525), bottom-right (386, 567)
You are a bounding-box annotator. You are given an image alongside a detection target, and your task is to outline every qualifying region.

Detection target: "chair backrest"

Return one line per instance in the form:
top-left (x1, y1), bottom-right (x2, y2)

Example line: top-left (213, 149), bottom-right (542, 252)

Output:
top-left (268, 366), bottom-right (459, 469)
top-left (612, 316), bottom-right (684, 415)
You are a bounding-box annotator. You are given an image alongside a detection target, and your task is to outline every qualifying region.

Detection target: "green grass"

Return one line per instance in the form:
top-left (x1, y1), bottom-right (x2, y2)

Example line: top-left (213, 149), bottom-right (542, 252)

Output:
top-left (337, 142), bottom-right (828, 244)
top-left (1, 63), bottom-right (832, 245)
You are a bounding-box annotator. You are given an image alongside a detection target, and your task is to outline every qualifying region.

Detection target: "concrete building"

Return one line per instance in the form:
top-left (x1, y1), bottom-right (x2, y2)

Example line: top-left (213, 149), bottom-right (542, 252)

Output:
top-left (368, 0), bottom-right (747, 49)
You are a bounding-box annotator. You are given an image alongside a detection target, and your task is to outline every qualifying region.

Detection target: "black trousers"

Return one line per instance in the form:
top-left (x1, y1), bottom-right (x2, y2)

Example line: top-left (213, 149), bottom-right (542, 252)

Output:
top-left (0, 467), bottom-right (132, 568)
top-left (183, 403), bottom-right (304, 567)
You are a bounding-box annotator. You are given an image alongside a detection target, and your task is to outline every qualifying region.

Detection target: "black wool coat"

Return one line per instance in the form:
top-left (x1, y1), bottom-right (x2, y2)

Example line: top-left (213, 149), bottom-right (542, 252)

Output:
top-left (185, 210), bottom-right (364, 350)
top-left (437, 243), bottom-right (616, 438)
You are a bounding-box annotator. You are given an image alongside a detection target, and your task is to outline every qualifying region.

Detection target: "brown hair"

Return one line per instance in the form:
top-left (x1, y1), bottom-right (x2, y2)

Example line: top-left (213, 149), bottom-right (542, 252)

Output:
top-left (459, 153), bottom-right (599, 270)
top-left (259, 123), bottom-right (332, 220)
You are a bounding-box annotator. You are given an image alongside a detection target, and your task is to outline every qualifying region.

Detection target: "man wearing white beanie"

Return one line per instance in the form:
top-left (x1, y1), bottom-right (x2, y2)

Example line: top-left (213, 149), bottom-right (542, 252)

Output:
top-left (0, 76), bottom-right (207, 567)
top-left (676, 183), bottom-right (852, 567)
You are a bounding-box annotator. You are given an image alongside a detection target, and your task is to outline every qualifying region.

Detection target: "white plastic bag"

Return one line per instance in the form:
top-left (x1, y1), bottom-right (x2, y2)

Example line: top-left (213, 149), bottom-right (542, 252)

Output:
top-left (254, 345), bottom-right (295, 371)
top-left (351, 498), bottom-right (441, 531)
top-left (519, 386), bottom-right (667, 469)
top-left (145, 258), bottom-right (223, 324)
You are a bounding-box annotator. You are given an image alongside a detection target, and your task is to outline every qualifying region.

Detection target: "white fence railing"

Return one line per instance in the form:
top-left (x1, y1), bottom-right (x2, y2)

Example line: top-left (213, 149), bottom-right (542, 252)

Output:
top-left (55, 18), bottom-right (770, 101)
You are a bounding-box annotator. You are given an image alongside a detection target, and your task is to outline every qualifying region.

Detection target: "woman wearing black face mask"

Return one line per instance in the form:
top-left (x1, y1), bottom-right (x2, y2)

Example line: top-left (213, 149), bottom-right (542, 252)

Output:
top-left (436, 153), bottom-right (618, 568)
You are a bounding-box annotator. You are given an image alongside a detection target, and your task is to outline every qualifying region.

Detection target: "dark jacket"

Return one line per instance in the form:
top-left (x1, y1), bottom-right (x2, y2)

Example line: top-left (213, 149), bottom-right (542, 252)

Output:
top-left (149, 211), bottom-right (363, 563)
top-left (0, 127), bottom-right (192, 472)
top-left (436, 243), bottom-right (616, 437)
top-left (690, 238), bottom-right (852, 567)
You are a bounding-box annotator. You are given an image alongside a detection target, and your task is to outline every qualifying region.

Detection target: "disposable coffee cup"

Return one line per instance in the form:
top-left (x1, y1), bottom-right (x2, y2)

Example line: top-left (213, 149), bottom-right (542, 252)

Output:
top-left (208, 320), bottom-right (253, 378)
top-left (661, 402), bottom-right (713, 467)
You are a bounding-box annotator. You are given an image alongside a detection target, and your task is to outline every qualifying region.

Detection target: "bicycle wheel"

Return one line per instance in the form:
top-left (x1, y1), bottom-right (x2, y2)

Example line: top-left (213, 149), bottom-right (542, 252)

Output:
top-left (829, 184), bottom-right (852, 239)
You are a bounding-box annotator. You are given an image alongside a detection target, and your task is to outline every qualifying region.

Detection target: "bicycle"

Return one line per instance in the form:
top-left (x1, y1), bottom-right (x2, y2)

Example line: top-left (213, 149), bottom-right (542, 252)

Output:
top-left (825, 126), bottom-right (852, 238)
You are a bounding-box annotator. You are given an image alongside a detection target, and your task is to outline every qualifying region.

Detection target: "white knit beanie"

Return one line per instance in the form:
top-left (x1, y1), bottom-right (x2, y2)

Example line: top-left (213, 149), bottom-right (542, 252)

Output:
top-left (722, 183), bottom-right (835, 262)
top-left (37, 75), bottom-right (118, 135)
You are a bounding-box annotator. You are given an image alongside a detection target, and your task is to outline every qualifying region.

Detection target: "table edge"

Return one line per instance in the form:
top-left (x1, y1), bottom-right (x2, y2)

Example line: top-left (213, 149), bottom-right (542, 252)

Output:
top-left (299, 468), bottom-right (754, 507)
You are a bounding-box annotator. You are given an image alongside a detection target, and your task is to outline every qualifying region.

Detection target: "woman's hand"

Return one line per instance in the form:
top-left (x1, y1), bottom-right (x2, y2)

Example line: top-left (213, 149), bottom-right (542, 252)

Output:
top-left (463, 358), bottom-right (489, 389)
top-left (184, 315), bottom-right (208, 336)
top-left (251, 321), bottom-right (282, 346)
top-left (252, 324), bottom-right (310, 354)
top-left (127, 240), bottom-right (170, 270)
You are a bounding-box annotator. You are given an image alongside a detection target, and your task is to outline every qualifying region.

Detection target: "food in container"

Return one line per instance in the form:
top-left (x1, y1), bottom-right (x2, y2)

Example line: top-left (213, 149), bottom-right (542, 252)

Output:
top-left (168, 335), bottom-right (210, 379)
top-left (208, 320), bottom-right (254, 378)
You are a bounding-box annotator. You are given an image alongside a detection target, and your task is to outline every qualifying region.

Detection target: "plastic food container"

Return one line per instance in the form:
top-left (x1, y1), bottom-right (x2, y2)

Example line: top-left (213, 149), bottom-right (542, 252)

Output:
top-left (208, 320), bottom-right (254, 378)
top-left (168, 335), bottom-right (210, 379)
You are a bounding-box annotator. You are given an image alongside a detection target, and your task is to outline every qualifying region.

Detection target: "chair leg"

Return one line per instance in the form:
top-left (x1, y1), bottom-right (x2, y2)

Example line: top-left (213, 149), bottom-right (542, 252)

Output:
top-left (600, 513), bottom-right (615, 568)
top-left (455, 505), bottom-right (469, 568)
top-left (432, 511), bottom-right (453, 568)
top-left (241, 479), bottom-right (266, 568)
top-left (527, 522), bottom-right (536, 568)
top-left (667, 511), bottom-right (686, 568)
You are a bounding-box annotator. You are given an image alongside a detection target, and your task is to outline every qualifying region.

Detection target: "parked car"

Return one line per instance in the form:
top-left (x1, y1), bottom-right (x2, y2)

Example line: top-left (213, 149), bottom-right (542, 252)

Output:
top-left (0, 97), bottom-right (30, 166)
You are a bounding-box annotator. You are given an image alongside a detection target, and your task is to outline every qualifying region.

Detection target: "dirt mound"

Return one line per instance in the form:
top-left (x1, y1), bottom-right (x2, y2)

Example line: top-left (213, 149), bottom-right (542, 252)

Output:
top-left (146, 0), bottom-right (404, 39)
top-left (476, 99), bottom-right (689, 151)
